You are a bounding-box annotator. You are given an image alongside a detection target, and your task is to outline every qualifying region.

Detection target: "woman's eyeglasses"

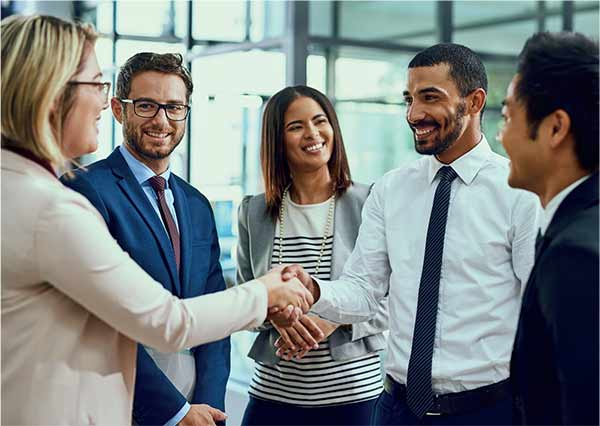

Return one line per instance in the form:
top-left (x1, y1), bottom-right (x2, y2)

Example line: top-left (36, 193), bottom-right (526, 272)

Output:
top-left (67, 81), bottom-right (112, 103)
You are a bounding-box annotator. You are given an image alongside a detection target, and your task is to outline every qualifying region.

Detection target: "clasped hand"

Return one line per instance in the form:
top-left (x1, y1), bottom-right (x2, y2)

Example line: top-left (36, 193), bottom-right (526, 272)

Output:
top-left (264, 264), bottom-right (336, 360)
top-left (272, 314), bottom-right (339, 360)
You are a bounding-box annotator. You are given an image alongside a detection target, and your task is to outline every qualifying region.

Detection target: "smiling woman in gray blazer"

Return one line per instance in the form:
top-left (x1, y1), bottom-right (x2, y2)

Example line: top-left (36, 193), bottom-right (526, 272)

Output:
top-left (237, 85), bottom-right (388, 426)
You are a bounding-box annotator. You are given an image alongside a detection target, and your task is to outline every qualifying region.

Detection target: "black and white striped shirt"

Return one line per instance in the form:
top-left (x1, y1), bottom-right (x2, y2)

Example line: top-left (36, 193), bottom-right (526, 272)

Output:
top-left (249, 197), bottom-right (382, 406)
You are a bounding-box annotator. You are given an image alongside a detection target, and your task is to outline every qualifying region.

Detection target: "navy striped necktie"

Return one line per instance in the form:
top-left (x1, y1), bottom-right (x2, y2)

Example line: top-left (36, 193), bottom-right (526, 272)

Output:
top-left (406, 166), bottom-right (458, 418)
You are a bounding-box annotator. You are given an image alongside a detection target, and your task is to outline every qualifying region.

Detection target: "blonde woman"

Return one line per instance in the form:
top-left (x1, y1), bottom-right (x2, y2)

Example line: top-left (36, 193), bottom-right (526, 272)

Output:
top-left (1, 15), bottom-right (311, 426)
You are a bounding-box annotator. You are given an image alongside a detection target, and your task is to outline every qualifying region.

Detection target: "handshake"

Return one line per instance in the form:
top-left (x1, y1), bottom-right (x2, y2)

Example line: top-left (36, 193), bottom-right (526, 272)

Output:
top-left (258, 265), bottom-right (335, 361)
top-left (258, 264), bottom-right (320, 327)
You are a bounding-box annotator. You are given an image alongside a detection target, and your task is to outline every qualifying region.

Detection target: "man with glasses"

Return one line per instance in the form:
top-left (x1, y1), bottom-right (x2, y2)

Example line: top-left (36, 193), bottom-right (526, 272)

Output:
top-left (64, 52), bottom-right (229, 426)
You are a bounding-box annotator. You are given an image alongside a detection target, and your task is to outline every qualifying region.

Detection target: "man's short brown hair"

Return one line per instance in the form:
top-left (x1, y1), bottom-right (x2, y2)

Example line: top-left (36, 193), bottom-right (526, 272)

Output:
top-left (115, 52), bottom-right (193, 101)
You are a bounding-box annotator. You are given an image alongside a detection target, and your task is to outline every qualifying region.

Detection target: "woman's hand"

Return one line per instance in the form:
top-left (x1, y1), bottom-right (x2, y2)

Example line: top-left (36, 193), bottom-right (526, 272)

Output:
top-left (272, 315), bottom-right (340, 360)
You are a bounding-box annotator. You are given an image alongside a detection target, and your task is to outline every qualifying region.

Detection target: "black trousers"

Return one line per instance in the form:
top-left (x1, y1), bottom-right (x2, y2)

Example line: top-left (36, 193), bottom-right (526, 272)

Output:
top-left (371, 390), bottom-right (513, 426)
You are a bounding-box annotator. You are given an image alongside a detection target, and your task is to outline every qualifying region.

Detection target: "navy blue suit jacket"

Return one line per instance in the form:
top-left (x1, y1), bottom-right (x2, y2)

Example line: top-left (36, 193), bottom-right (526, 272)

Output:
top-left (63, 148), bottom-right (230, 425)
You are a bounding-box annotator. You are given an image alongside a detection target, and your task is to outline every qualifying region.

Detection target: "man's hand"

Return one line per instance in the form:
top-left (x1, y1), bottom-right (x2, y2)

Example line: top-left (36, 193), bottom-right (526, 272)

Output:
top-left (258, 267), bottom-right (314, 326)
top-left (179, 404), bottom-right (227, 426)
top-left (274, 315), bottom-right (339, 360)
top-left (281, 264), bottom-right (320, 302)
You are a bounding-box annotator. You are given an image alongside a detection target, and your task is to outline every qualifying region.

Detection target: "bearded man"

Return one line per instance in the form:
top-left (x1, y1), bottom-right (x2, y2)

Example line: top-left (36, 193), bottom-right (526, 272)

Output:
top-left (64, 53), bottom-right (229, 426)
top-left (278, 43), bottom-right (542, 426)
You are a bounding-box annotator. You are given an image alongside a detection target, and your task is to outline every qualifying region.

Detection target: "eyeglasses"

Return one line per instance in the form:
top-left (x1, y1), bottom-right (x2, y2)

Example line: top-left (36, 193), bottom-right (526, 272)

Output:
top-left (67, 81), bottom-right (111, 103)
top-left (119, 99), bottom-right (191, 121)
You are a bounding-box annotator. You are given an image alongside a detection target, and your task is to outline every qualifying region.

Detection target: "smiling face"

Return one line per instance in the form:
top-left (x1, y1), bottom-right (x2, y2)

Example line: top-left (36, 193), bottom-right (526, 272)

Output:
top-left (498, 75), bottom-right (548, 193)
top-left (111, 71), bottom-right (187, 173)
top-left (283, 96), bottom-right (334, 175)
top-left (62, 46), bottom-right (108, 159)
top-left (404, 63), bottom-right (469, 159)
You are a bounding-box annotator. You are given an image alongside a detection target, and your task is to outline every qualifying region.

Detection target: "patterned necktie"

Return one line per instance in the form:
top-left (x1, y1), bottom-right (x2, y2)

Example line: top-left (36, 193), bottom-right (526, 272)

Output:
top-left (406, 166), bottom-right (458, 418)
top-left (148, 176), bottom-right (180, 272)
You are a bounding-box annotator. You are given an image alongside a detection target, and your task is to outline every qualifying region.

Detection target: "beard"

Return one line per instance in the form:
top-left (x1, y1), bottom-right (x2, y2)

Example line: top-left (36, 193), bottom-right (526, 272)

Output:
top-left (413, 101), bottom-right (467, 156)
top-left (122, 116), bottom-right (184, 160)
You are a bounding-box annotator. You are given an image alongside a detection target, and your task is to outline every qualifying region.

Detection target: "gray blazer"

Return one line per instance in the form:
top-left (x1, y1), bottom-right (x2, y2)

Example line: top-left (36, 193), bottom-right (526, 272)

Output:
top-left (236, 183), bottom-right (388, 365)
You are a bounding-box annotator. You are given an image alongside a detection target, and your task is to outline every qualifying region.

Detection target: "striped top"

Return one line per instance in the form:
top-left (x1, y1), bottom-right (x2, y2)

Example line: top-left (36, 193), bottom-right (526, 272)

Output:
top-left (249, 196), bottom-right (383, 406)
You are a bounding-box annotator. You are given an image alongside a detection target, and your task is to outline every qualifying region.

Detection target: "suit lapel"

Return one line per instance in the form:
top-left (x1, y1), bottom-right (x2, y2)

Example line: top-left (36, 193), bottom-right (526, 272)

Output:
top-left (170, 176), bottom-right (188, 296)
top-left (537, 172), bottom-right (599, 262)
top-left (249, 195), bottom-right (276, 276)
top-left (331, 189), bottom-right (354, 279)
top-left (108, 149), bottom-right (180, 292)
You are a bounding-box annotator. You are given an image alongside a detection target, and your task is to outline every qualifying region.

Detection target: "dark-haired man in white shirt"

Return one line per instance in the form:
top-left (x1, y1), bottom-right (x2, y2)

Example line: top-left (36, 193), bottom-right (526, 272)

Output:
top-left (281, 43), bottom-right (541, 426)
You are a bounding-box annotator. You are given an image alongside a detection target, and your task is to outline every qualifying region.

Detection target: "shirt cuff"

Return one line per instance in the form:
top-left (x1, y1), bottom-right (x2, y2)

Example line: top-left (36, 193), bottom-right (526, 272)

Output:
top-left (311, 277), bottom-right (334, 314)
top-left (164, 402), bottom-right (190, 426)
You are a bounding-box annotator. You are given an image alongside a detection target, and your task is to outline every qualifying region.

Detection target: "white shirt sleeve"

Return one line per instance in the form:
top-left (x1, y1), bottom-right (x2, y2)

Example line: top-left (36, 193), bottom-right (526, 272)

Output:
top-left (510, 190), bottom-right (542, 294)
top-left (313, 177), bottom-right (392, 323)
top-left (34, 195), bottom-right (268, 353)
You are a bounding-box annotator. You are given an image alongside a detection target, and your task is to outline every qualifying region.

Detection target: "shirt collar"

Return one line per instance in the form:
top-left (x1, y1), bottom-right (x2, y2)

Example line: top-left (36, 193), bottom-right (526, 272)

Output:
top-left (119, 144), bottom-right (171, 187)
top-left (540, 174), bottom-right (591, 235)
top-left (427, 135), bottom-right (492, 185)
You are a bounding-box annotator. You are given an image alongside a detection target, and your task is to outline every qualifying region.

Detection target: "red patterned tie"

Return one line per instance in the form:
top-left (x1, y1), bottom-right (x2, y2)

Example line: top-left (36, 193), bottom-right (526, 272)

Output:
top-left (148, 176), bottom-right (180, 272)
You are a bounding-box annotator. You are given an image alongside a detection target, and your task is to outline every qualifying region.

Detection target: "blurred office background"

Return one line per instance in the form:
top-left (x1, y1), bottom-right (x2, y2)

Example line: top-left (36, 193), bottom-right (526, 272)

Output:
top-left (3, 0), bottom-right (597, 422)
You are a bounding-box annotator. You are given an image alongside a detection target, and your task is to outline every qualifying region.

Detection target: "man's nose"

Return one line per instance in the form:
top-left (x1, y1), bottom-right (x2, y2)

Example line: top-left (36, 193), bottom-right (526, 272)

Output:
top-left (150, 107), bottom-right (170, 125)
top-left (406, 102), bottom-right (426, 124)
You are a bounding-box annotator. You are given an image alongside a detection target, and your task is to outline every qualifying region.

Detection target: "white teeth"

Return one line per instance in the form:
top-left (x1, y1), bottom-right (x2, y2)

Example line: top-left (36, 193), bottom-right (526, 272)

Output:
top-left (415, 128), bottom-right (435, 136)
top-left (304, 142), bottom-right (324, 152)
top-left (146, 131), bottom-right (169, 138)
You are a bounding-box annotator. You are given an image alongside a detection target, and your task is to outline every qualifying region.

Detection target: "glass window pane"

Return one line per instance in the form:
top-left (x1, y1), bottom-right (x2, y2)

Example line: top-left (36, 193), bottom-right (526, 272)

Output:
top-left (189, 95), bottom-right (263, 189)
top-left (174, 0), bottom-right (189, 39)
top-left (193, 1), bottom-right (247, 41)
top-left (116, 1), bottom-right (177, 37)
top-left (307, 55), bottom-right (326, 94)
top-left (483, 110), bottom-right (507, 157)
top-left (545, 14), bottom-right (563, 32)
top-left (95, 37), bottom-right (114, 78)
top-left (192, 50), bottom-right (285, 95)
top-left (575, 10), bottom-right (600, 40)
top-left (339, 1), bottom-right (436, 47)
top-left (115, 40), bottom-right (186, 67)
top-left (335, 48), bottom-right (411, 102)
top-left (96, 1), bottom-right (113, 34)
top-left (485, 61), bottom-right (517, 108)
top-left (250, 1), bottom-right (285, 41)
top-left (309, 1), bottom-right (333, 37)
top-left (454, 1), bottom-right (537, 26)
top-left (337, 102), bottom-right (419, 184)
top-left (454, 19), bottom-right (537, 55)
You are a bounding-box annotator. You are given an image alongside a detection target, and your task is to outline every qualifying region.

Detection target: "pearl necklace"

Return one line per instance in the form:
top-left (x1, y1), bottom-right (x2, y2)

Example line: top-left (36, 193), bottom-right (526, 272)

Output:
top-left (278, 186), bottom-right (335, 277)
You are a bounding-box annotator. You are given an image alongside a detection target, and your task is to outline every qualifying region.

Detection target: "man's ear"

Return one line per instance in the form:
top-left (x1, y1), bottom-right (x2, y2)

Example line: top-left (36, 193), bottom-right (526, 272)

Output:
top-left (468, 88), bottom-right (487, 116)
top-left (546, 109), bottom-right (571, 149)
top-left (111, 97), bottom-right (124, 124)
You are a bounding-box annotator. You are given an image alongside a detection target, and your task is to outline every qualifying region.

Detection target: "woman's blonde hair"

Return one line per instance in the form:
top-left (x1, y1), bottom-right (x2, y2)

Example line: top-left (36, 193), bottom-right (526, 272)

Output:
top-left (1, 15), bottom-right (97, 165)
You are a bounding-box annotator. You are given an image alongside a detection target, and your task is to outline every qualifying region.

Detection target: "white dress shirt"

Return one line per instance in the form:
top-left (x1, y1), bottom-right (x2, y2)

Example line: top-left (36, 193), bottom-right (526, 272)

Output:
top-left (313, 138), bottom-right (542, 394)
top-left (540, 174), bottom-right (591, 235)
